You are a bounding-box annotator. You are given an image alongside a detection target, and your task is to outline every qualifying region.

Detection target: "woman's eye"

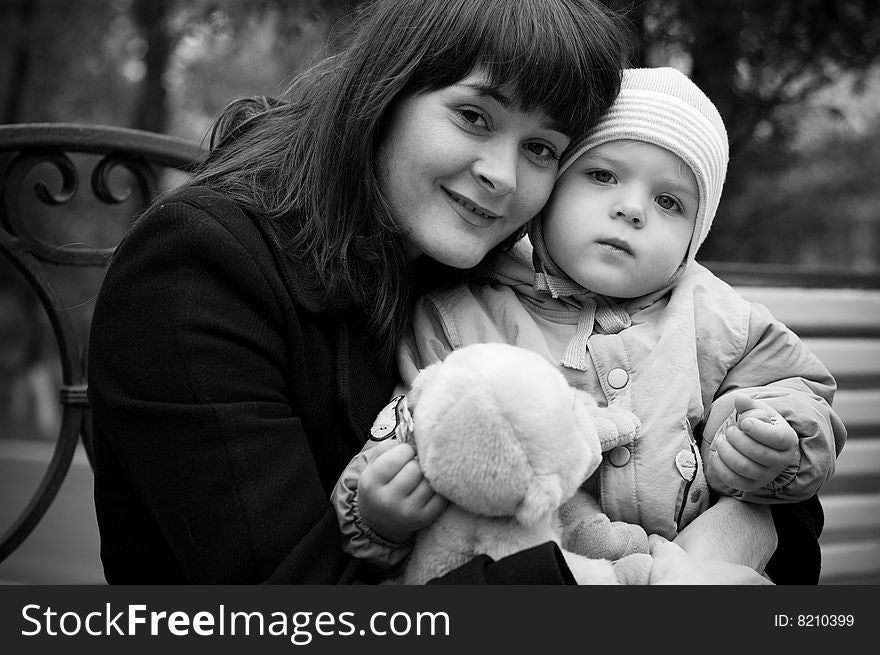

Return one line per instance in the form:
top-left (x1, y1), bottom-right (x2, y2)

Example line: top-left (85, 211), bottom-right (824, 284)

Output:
top-left (524, 141), bottom-right (559, 162)
top-left (656, 194), bottom-right (682, 212)
top-left (589, 170), bottom-right (615, 184)
top-left (456, 108), bottom-right (488, 129)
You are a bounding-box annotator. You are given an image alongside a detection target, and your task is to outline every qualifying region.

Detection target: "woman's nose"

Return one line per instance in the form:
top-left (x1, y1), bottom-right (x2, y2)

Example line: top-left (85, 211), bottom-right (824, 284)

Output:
top-left (471, 143), bottom-right (517, 195)
top-left (612, 199), bottom-right (646, 228)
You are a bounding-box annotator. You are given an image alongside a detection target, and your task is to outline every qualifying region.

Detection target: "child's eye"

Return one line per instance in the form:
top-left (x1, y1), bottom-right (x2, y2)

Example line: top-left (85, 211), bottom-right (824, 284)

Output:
top-left (656, 194), bottom-right (683, 212)
top-left (589, 170), bottom-right (615, 184)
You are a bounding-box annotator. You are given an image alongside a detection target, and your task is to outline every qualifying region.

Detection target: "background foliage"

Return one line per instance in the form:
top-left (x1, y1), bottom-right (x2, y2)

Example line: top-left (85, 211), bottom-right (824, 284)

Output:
top-left (3, 0), bottom-right (880, 270)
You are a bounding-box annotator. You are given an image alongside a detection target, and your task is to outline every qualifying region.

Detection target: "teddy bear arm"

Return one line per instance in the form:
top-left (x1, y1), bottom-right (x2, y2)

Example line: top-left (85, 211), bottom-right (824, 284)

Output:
top-left (557, 489), bottom-right (602, 544)
top-left (584, 403), bottom-right (641, 452)
top-left (559, 490), bottom-right (649, 559)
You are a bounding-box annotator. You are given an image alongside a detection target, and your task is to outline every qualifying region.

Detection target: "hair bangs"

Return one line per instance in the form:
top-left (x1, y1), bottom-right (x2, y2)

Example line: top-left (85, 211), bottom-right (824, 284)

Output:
top-left (401, 0), bottom-right (627, 137)
top-left (480, 44), bottom-right (609, 138)
top-left (396, 0), bottom-right (626, 138)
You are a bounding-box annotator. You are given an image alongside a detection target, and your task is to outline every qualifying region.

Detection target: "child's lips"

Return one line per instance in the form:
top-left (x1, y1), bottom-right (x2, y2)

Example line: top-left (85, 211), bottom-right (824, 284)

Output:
top-left (597, 238), bottom-right (633, 256)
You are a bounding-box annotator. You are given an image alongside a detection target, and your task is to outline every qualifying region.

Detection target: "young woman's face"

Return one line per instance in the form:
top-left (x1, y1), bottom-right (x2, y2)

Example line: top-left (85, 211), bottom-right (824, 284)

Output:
top-left (378, 71), bottom-right (570, 269)
top-left (543, 140), bottom-right (698, 298)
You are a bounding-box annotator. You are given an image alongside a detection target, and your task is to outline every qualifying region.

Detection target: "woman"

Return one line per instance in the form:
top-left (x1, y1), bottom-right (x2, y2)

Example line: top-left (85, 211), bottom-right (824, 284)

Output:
top-left (88, 0), bottom-right (821, 584)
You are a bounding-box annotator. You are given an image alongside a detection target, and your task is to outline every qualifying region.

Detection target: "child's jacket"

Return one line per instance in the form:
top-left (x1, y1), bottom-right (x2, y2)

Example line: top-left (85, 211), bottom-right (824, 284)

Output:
top-left (396, 241), bottom-right (846, 539)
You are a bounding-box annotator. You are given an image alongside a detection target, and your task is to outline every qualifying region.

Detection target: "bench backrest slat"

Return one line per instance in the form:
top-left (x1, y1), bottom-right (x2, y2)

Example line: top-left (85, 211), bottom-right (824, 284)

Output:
top-left (737, 287), bottom-right (880, 337)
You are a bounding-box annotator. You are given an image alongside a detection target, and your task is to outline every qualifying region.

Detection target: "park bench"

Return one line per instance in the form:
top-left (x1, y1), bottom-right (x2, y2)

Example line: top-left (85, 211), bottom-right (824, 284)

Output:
top-left (0, 123), bottom-right (878, 584)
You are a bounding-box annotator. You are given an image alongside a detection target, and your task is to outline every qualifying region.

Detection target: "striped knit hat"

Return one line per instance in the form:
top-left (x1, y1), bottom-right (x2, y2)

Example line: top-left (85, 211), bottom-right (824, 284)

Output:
top-left (557, 67), bottom-right (729, 269)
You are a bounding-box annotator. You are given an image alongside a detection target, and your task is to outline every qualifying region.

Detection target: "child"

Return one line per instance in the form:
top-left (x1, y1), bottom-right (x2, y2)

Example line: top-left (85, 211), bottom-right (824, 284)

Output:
top-left (333, 67), bottom-right (847, 572)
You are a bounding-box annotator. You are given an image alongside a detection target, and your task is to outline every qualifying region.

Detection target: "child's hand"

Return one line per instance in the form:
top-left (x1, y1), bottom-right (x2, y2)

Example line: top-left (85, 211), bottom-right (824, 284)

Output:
top-left (709, 395), bottom-right (799, 492)
top-left (357, 442), bottom-right (448, 543)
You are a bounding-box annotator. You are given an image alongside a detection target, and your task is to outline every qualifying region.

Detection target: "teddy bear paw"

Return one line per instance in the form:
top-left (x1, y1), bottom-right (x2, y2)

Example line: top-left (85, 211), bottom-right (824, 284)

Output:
top-left (612, 553), bottom-right (653, 585)
top-left (568, 514), bottom-right (649, 559)
top-left (606, 520), bottom-right (649, 557)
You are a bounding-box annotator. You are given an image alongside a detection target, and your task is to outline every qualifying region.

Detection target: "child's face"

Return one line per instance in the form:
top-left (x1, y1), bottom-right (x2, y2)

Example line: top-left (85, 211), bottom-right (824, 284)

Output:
top-left (542, 140), bottom-right (699, 298)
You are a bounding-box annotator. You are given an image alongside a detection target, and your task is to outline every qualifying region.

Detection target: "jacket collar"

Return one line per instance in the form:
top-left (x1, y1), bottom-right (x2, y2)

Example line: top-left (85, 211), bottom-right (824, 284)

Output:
top-left (528, 220), bottom-right (632, 370)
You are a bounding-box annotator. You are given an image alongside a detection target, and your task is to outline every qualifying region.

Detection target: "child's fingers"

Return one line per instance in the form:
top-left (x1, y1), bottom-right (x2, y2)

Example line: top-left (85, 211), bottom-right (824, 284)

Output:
top-left (404, 476), bottom-right (439, 507)
top-left (386, 457), bottom-right (426, 496)
top-left (733, 395), bottom-right (797, 450)
top-left (725, 425), bottom-right (786, 462)
top-left (733, 394), bottom-right (765, 416)
top-left (713, 431), bottom-right (765, 483)
top-left (726, 436), bottom-right (794, 482)
top-left (709, 447), bottom-right (759, 491)
top-left (733, 396), bottom-right (771, 423)
top-left (733, 395), bottom-right (777, 427)
top-left (404, 480), bottom-right (449, 522)
top-left (366, 443), bottom-right (417, 484)
top-left (421, 492), bottom-right (449, 519)
top-left (738, 415), bottom-right (798, 451)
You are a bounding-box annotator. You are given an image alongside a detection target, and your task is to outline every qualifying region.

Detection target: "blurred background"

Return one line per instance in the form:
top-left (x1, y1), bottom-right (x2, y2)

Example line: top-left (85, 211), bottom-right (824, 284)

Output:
top-left (1, 0), bottom-right (879, 582)
top-left (3, 0), bottom-right (880, 269)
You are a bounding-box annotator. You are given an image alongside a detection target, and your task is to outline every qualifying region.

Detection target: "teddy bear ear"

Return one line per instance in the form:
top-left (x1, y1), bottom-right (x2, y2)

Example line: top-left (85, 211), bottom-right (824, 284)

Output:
top-left (515, 474), bottom-right (564, 526)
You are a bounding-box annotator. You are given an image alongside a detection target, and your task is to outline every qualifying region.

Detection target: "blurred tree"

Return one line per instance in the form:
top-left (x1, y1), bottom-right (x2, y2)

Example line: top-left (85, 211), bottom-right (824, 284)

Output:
top-left (152, 0), bottom-right (368, 137)
top-left (3, 0), bottom-right (139, 126)
top-left (608, 0), bottom-right (880, 153)
top-left (605, 0), bottom-right (880, 267)
top-left (0, 0), bottom-right (37, 124)
top-left (722, 122), bottom-right (880, 268)
top-left (4, 0), bottom-right (879, 270)
top-left (132, 0), bottom-right (172, 132)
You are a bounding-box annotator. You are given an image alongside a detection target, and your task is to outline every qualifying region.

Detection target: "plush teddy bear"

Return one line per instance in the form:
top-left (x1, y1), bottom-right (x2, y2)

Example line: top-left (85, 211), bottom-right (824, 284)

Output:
top-left (394, 342), bottom-right (652, 585)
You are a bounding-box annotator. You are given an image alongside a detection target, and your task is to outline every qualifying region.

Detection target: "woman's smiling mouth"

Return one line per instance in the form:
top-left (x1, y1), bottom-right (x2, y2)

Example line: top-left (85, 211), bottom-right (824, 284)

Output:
top-left (443, 187), bottom-right (502, 224)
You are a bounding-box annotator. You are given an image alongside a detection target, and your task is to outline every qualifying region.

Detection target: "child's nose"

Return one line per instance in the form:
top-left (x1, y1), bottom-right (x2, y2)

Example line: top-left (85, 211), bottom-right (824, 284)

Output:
top-left (611, 199), bottom-right (645, 228)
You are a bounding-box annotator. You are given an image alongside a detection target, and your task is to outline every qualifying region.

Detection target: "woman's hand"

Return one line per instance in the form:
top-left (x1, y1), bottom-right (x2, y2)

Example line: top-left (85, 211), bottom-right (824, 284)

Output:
top-left (648, 535), bottom-right (773, 585)
top-left (357, 442), bottom-right (448, 543)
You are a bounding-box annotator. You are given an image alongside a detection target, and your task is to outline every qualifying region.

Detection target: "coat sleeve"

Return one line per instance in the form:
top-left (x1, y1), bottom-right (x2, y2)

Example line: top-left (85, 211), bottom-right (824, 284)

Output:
top-left (701, 302), bottom-right (847, 502)
top-left (89, 195), bottom-right (362, 583)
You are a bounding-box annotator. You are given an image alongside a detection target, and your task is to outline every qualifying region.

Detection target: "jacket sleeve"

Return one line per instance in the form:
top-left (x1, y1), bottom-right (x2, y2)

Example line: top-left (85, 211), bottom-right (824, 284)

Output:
top-left (701, 302), bottom-right (847, 503)
top-left (331, 398), bottom-right (415, 572)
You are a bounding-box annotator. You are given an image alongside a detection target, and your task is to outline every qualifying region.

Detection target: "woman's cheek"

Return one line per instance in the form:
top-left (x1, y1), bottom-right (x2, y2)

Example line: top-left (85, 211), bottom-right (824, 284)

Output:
top-left (528, 171), bottom-right (560, 218)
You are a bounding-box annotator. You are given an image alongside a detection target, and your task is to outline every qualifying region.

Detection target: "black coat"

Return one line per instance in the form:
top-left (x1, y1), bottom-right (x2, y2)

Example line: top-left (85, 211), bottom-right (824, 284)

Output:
top-left (89, 186), bottom-right (397, 583)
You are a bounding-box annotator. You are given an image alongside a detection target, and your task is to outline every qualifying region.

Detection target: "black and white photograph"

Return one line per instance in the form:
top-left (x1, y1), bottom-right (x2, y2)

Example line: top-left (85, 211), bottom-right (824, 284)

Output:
top-left (0, 0), bottom-right (878, 648)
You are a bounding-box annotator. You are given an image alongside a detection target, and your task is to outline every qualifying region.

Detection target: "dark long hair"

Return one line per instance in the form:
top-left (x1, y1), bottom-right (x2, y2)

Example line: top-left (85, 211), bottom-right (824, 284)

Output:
top-left (189, 0), bottom-right (632, 363)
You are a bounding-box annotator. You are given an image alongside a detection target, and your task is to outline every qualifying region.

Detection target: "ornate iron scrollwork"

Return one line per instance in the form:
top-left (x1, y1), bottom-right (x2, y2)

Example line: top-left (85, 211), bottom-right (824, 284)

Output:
top-left (2, 149), bottom-right (157, 266)
top-left (0, 123), bottom-right (202, 564)
top-left (32, 152), bottom-right (77, 206)
top-left (92, 152), bottom-right (155, 205)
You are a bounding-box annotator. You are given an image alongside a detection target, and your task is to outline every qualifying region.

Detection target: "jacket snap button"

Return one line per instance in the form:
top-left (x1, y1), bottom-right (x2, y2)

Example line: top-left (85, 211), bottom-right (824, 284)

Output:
top-left (607, 368), bottom-right (629, 389)
top-left (675, 449), bottom-right (697, 481)
top-left (609, 445), bottom-right (631, 467)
